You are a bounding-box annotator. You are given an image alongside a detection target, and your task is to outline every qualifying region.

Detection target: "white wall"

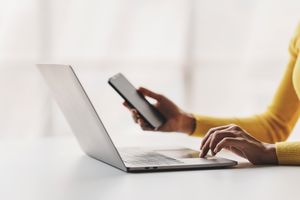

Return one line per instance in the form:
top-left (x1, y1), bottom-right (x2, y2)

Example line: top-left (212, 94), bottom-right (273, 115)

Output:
top-left (0, 0), bottom-right (299, 140)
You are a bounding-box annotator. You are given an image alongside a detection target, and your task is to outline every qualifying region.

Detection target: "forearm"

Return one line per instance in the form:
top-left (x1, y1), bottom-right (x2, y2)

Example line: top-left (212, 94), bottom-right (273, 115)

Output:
top-left (191, 113), bottom-right (291, 143)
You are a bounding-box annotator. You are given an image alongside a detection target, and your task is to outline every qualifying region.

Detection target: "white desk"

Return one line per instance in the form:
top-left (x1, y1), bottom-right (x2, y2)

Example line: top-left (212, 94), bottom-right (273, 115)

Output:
top-left (0, 134), bottom-right (299, 200)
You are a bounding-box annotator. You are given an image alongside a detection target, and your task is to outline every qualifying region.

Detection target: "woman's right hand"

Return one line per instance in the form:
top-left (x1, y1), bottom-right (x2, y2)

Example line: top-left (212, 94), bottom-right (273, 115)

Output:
top-left (123, 87), bottom-right (195, 134)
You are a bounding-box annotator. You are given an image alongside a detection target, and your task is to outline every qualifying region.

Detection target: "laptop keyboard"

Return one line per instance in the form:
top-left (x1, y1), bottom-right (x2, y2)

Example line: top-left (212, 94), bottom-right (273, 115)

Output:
top-left (121, 151), bottom-right (184, 166)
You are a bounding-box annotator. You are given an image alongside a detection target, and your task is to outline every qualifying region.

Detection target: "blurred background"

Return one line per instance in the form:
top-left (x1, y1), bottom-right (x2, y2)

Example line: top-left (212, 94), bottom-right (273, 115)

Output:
top-left (0, 0), bottom-right (300, 140)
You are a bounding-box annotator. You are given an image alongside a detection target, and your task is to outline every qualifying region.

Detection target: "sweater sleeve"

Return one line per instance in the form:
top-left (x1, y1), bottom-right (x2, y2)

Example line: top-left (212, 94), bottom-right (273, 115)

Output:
top-left (276, 142), bottom-right (300, 165)
top-left (191, 24), bottom-right (300, 144)
top-left (274, 24), bottom-right (300, 165)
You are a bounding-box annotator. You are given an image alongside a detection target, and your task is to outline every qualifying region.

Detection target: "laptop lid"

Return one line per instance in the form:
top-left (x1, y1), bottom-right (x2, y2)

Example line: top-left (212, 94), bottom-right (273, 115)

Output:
top-left (37, 64), bottom-right (127, 172)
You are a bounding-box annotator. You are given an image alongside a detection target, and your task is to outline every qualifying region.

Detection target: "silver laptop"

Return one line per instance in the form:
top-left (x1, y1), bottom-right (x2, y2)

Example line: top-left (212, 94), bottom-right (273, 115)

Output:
top-left (37, 64), bottom-right (237, 172)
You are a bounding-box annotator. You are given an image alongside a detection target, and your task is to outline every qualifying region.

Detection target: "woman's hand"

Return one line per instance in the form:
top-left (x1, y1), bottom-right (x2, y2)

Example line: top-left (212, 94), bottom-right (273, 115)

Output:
top-left (199, 124), bottom-right (278, 165)
top-left (123, 87), bottom-right (195, 134)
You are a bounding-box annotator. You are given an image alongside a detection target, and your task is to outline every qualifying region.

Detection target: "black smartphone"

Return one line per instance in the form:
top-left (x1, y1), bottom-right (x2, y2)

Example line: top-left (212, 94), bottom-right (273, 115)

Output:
top-left (108, 73), bottom-right (165, 129)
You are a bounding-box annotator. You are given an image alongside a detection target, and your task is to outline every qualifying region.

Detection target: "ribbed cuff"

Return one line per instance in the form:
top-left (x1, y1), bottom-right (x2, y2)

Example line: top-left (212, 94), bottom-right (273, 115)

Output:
top-left (190, 114), bottom-right (205, 137)
top-left (276, 142), bottom-right (300, 165)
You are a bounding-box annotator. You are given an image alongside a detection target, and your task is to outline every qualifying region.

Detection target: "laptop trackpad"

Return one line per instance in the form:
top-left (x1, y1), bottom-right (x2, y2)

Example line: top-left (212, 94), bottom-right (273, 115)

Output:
top-left (155, 148), bottom-right (202, 159)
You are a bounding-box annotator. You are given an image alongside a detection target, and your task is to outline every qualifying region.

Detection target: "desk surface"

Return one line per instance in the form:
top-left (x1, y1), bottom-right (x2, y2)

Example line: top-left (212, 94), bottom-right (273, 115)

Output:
top-left (0, 134), bottom-right (299, 200)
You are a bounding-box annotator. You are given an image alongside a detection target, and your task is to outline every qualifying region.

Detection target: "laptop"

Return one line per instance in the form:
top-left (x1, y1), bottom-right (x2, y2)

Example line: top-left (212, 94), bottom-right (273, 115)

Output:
top-left (37, 64), bottom-right (237, 172)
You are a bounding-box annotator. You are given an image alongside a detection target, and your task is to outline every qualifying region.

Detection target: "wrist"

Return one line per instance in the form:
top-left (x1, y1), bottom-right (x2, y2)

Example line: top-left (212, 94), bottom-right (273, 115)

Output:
top-left (264, 143), bottom-right (278, 165)
top-left (178, 112), bottom-right (196, 135)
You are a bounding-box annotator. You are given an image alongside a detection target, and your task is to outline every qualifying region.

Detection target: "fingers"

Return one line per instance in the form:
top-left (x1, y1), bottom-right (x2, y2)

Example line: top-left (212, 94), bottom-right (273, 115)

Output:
top-left (137, 118), bottom-right (154, 131)
top-left (123, 101), bottom-right (132, 110)
top-left (200, 124), bottom-right (234, 150)
top-left (131, 109), bottom-right (139, 123)
top-left (199, 129), bottom-right (233, 158)
top-left (138, 87), bottom-right (162, 100)
top-left (122, 101), bottom-right (140, 123)
top-left (199, 124), bottom-right (266, 165)
top-left (214, 137), bottom-right (246, 154)
top-left (128, 107), bottom-right (154, 131)
top-left (132, 111), bottom-right (154, 131)
top-left (123, 101), bottom-right (155, 131)
top-left (210, 131), bottom-right (235, 155)
top-left (200, 124), bottom-right (242, 158)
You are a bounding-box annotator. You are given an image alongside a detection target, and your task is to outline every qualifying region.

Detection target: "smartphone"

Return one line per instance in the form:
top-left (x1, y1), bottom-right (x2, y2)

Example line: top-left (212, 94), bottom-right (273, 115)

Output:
top-left (108, 73), bottom-right (165, 129)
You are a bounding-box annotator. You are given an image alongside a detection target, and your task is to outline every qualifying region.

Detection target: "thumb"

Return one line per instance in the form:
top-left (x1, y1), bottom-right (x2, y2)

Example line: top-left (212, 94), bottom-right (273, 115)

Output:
top-left (138, 87), bottom-right (162, 100)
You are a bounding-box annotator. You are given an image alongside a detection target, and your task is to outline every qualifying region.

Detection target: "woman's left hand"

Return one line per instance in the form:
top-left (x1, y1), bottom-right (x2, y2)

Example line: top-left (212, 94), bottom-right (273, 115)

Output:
top-left (199, 124), bottom-right (278, 165)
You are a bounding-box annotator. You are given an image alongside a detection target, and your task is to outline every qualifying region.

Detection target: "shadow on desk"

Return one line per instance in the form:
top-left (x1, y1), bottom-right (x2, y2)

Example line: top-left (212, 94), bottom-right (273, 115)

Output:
top-left (233, 162), bottom-right (283, 170)
top-left (69, 155), bottom-right (126, 180)
top-left (71, 154), bottom-right (282, 177)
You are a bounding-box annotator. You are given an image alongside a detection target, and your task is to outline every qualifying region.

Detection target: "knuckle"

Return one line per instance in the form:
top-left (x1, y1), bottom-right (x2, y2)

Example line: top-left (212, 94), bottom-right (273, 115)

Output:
top-left (214, 130), bottom-right (222, 136)
top-left (236, 137), bottom-right (245, 142)
top-left (229, 124), bottom-right (237, 128)
top-left (210, 134), bottom-right (216, 142)
top-left (208, 127), bottom-right (215, 132)
top-left (207, 128), bottom-right (216, 135)
top-left (228, 124), bottom-right (235, 128)
top-left (156, 94), bottom-right (163, 100)
top-left (212, 131), bottom-right (223, 139)
top-left (231, 124), bottom-right (238, 129)
top-left (211, 127), bottom-right (218, 131)
top-left (222, 137), bottom-right (231, 143)
top-left (210, 132), bottom-right (218, 141)
top-left (236, 130), bottom-right (244, 135)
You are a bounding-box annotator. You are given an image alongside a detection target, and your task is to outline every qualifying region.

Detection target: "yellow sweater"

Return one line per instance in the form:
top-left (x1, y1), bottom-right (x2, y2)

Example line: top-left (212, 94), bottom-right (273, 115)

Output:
top-left (192, 23), bottom-right (300, 165)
